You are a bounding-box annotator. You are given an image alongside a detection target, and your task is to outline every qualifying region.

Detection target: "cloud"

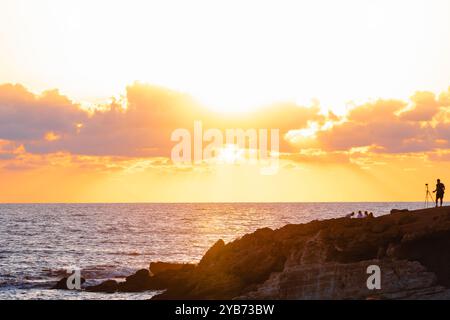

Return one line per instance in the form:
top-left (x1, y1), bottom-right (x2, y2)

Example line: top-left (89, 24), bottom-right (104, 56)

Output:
top-left (427, 149), bottom-right (450, 162)
top-left (0, 82), bottom-right (322, 157)
top-left (280, 149), bottom-right (351, 165)
top-left (0, 84), bottom-right (87, 141)
top-left (0, 139), bottom-right (24, 160)
top-left (315, 92), bottom-right (450, 153)
top-left (400, 91), bottom-right (440, 121)
top-left (28, 83), bottom-right (202, 156)
top-left (1, 83), bottom-right (450, 165)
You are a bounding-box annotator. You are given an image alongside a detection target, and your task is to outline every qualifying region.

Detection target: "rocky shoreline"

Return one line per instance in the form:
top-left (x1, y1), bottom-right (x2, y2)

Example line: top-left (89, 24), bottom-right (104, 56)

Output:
top-left (55, 206), bottom-right (450, 299)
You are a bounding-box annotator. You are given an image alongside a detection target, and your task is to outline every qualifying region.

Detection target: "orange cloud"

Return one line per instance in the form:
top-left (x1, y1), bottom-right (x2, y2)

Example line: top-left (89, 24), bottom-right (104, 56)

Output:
top-left (0, 82), bottom-right (322, 158)
top-left (315, 89), bottom-right (450, 154)
top-left (1, 83), bottom-right (450, 166)
top-left (400, 91), bottom-right (440, 121)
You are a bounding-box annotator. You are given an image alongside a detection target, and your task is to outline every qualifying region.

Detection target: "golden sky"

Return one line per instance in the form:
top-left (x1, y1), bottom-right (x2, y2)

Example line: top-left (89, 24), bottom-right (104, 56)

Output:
top-left (1, 0), bottom-right (450, 202)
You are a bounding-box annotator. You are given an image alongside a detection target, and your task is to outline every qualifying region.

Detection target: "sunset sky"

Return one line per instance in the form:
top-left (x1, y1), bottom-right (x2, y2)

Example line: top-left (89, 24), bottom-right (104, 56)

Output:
top-left (1, 0), bottom-right (450, 202)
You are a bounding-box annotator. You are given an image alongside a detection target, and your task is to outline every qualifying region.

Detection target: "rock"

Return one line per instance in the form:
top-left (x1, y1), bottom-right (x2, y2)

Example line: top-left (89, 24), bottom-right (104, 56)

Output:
top-left (151, 206), bottom-right (450, 300)
top-left (198, 239), bottom-right (226, 267)
top-left (85, 280), bottom-right (118, 293)
top-left (117, 265), bottom-right (197, 293)
top-left (391, 209), bottom-right (409, 214)
top-left (118, 269), bottom-right (152, 292)
top-left (82, 206), bottom-right (449, 299)
top-left (237, 260), bottom-right (440, 300)
top-left (371, 221), bottom-right (390, 233)
top-left (386, 243), bottom-right (400, 257)
top-left (394, 230), bottom-right (450, 287)
top-left (150, 262), bottom-right (195, 275)
top-left (53, 276), bottom-right (86, 290)
top-left (153, 228), bottom-right (285, 300)
top-left (129, 269), bottom-right (150, 280)
top-left (376, 246), bottom-right (386, 259)
top-left (397, 214), bottom-right (418, 225)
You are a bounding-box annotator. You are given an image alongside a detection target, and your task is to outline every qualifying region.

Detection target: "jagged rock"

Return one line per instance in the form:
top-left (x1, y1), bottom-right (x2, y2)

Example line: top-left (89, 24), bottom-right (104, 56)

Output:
top-left (371, 221), bottom-right (390, 233)
top-left (58, 206), bottom-right (449, 299)
top-left (386, 243), bottom-right (401, 257)
top-left (397, 214), bottom-right (418, 225)
top-left (150, 262), bottom-right (195, 275)
top-left (237, 260), bottom-right (441, 299)
top-left (116, 265), bottom-right (196, 293)
top-left (198, 239), bottom-right (226, 267)
top-left (391, 209), bottom-right (409, 214)
top-left (85, 280), bottom-right (118, 293)
top-left (151, 206), bottom-right (450, 300)
top-left (377, 246), bottom-right (386, 259)
top-left (118, 269), bottom-right (152, 292)
top-left (154, 228), bottom-right (285, 299)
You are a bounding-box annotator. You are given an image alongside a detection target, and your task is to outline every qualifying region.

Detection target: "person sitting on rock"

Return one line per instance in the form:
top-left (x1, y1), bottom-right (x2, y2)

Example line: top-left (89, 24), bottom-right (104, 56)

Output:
top-left (433, 178), bottom-right (445, 207)
top-left (368, 212), bottom-right (374, 218)
top-left (364, 211), bottom-right (369, 218)
top-left (345, 212), bottom-right (355, 218)
top-left (356, 211), bottom-right (364, 218)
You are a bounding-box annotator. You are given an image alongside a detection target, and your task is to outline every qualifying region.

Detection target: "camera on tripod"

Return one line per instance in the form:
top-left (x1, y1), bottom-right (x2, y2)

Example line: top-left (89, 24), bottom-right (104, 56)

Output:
top-left (425, 183), bottom-right (434, 208)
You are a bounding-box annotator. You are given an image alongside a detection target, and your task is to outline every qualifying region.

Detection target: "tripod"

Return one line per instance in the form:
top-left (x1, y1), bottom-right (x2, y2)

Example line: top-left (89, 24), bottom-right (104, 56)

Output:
top-left (425, 184), bottom-right (434, 208)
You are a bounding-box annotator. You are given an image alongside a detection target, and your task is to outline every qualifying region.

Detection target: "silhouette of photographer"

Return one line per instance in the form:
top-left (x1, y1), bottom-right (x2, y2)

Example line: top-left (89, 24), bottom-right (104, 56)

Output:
top-left (433, 179), bottom-right (445, 207)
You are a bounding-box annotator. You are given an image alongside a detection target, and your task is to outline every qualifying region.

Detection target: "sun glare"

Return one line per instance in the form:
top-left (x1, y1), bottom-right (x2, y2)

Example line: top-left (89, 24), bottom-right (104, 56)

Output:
top-left (2, 0), bottom-right (449, 114)
top-left (217, 144), bottom-right (245, 164)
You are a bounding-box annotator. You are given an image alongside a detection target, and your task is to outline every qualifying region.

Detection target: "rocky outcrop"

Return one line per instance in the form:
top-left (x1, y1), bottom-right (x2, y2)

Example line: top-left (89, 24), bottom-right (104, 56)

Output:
top-left (118, 269), bottom-right (154, 292)
top-left (81, 264), bottom-right (195, 294)
top-left (86, 280), bottom-right (118, 293)
top-left (152, 206), bottom-right (450, 299)
top-left (55, 206), bottom-right (450, 299)
top-left (150, 262), bottom-right (195, 275)
top-left (237, 259), bottom-right (450, 300)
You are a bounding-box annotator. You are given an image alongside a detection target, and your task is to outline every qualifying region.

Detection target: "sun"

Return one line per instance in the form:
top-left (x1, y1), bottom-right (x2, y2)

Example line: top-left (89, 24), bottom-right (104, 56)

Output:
top-left (217, 144), bottom-right (245, 164)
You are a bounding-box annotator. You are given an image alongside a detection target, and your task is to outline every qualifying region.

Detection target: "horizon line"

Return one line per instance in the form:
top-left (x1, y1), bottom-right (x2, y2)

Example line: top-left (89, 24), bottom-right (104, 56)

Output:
top-left (0, 201), bottom-right (430, 205)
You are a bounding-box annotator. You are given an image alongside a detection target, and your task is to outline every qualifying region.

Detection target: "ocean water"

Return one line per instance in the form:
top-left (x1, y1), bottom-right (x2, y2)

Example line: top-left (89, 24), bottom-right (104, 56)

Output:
top-left (0, 202), bottom-right (425, 300)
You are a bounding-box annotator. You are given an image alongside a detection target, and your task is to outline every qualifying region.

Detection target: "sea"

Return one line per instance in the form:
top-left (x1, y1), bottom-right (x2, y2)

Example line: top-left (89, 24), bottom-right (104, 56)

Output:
top-left (0, 202), bottom-right (425, 300)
